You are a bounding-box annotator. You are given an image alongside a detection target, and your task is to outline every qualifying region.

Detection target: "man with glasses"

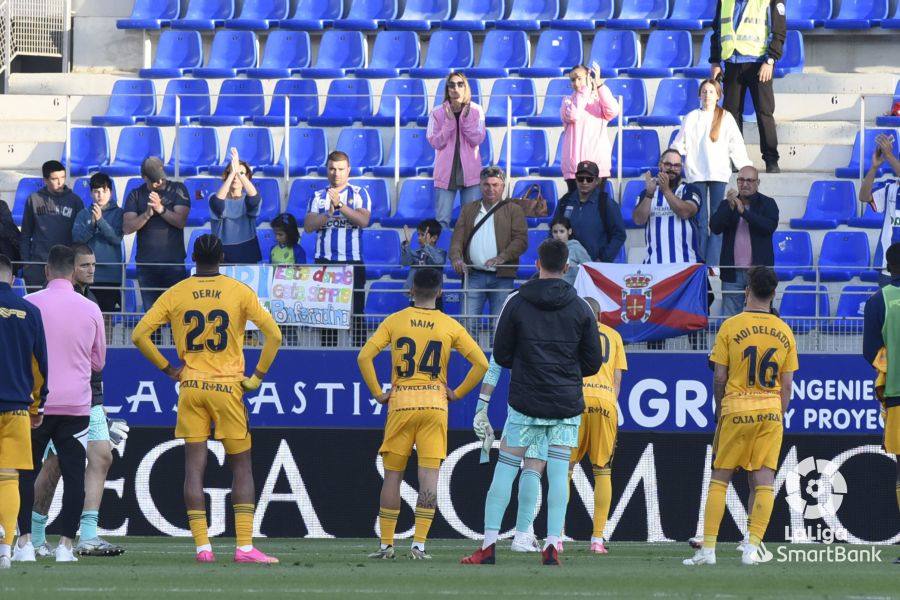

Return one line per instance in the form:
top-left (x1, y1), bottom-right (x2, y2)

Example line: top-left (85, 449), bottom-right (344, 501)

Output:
top-left (553, 161), bottom-right (626, 262)
top-left (710, 166), bottom-right (779, 317)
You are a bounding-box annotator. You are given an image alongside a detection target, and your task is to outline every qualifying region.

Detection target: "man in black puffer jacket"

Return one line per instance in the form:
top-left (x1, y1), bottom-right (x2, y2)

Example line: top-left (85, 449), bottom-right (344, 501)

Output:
top-left (461, 239), bottom-right (602, 567)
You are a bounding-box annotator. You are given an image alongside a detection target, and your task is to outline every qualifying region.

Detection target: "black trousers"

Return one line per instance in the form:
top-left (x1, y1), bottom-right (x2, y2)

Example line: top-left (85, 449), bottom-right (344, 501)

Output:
top-left (315, 259), bottom-right (367, 347)
top-left (137, 264), bottom-right (187, 310)
top-left (723, 61), bottom-right (779, 164)
top-left (18, 414), bottom-right (90, 539)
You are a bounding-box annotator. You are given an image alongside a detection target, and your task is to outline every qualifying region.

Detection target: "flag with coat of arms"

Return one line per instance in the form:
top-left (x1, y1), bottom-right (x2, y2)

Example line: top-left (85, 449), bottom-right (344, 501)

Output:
top-left (573, 262), bottom-right (708, 343)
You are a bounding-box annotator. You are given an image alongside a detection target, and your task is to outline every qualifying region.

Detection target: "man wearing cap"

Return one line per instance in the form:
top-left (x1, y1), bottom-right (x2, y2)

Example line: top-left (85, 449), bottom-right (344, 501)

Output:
top-left (123, 157), bottom-right (190, 309)
top-left (552, 161), bottom-right (626, 263)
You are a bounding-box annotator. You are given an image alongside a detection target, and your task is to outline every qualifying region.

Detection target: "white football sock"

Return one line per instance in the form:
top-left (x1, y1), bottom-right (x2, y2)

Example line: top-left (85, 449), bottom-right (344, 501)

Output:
top-left (483, 530), bottom-right (499, 549)
top-left (196, 544), bottom-right (212, 553)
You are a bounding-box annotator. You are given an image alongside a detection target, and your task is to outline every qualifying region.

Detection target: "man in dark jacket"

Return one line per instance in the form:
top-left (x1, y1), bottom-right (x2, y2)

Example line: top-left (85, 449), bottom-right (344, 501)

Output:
top-left (461, 239), bottom-right (602, 567)
top-left (710, 166), bottom-right (778, 316)
top-left (0, 201), bottom-right (20, 264)
top-left (72, 173), bottom-right (124, 312)
top-left (20, 161), bottom-right (84, 292)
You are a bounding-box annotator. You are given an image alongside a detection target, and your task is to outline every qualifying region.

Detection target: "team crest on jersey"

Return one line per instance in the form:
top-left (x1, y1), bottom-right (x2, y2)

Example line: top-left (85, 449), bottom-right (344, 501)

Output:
top-left (621, 271), bottom-right (652, 323)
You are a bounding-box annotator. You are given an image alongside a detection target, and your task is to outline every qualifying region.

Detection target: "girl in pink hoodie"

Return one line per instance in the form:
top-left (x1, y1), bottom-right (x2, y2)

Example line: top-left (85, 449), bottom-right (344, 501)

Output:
top-left (560, 65), bottom-right (619, 192)
top-left (426, 72), bottom-right (486, 229)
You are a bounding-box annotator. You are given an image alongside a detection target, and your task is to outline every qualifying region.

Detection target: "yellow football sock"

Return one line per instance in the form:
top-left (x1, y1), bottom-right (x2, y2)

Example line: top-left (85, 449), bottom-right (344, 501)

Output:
top-left (702, 479), bottom-right (729, 549)
top-left (413, 507), bottom-right (435, 544)
top-left (748, 485), bottom-right (775, 547)
top-left (233, 503), bottom-right (255, 548)
top-left (379, 507), bottom-right (400, 547)
top-left (187, 509), bottom-right (210, 549)
top-left (0, 472), bottom-right (19, 545)
top-left (592, 466), bottom-right (612, 539)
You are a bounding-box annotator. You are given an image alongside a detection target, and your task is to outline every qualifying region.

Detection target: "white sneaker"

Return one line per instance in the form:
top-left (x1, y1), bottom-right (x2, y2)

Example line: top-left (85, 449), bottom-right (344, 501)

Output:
top-left (741, 543), bottom-right (769, 566)
top-left (12, 542), bottom-right (35, 562)
top-left (35, 542), bottom-right (54, 558)
top-left (510, 533), bottom-right (541, 553)
top-left (55, 545), bottom-right (78, 562)
top-left (683, 547), bottom-right (716, 566)
top-left (736, 539), bottom-right (749, 553)
top-left (0, 556), bottom-right (10, 569)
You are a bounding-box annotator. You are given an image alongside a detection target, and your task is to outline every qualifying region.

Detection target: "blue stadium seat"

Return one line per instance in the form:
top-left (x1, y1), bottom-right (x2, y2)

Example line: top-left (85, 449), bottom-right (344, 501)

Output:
top-left (656, 0), bottom-right (714, 29)
top-left (524, 78), bottom-right (569, 126)
top-left (334, 0), bottom-right (398, 29)
top-left (381, 178), bottom-right (436, 226)
top-left (774, 31), bottom-right (805, 77)
top-left (835, 128), bottom-right (900, 177)
top-left (789, 180), bottom-right (856, 229)
top-left (772, 231), bottom-right (816, 281)
top-left (252, 79), bottom-right (318, 126)
top-left (362, 230), bottom-right (402, 278)
top-left (363, 79), bottom-right (428, 126)
top-left (122, 178), bottom-right (144, 206)
top-left (207, 127), bottom-right (274, 176)
top-left (104, 127), bottom-right (164, 176)
top-left (409, 31), bottom-right (474, 77)
top-left (874, 82), bottom-right (900, 127)
top-left (354, 31), bottom-right (420, 78)
top-left (611, 129), bottom-right (660, 177)
top-left (144, 79), bottom-right (210, 126)
top-left (624, 30), bottom-right (693, 78)
top-left (547, 0), bottom-right (613, 29)
top-left (11, 278), bottom-right (26, 297)
top-left (480, 130), bottom-right (494, 166)
top-left (172, 0), bottom-right (234, 29)
top-left (297, 30), bottom-right (366, 78)
top-left (824, 0), bottom-right (887, 27)
top-left (806, 231), bottom-right (870, 282)
top-left (517, 230), bottom-right (551, 278)
top-left (511, 179), bottom-right (558, 225)
top-left (257, 228), bottom-right (277, 262)
top-left (417, 78), bottom-right (482, 124)
top-left (307, 79), bottom-right (373, 126)
top-left (496, 129), bottom-right (549, 176)
top-left (193, 78), bottom-right (264, 126)
top-left (165, 128), bottom-right (219, 177)
top-left (372, 128), bottom-right (435, 177)
top-left (62, 127), bottom-right (110, 176)
top-left (72, 177), bottom-right (119, 207)
top-left (225, 0), bottom-right (289, 29)
top-left (828, 285), bottom-right (877, 334)
top-left (630, 78), bottom-right (699, 126)
top-left (192, 31), bottom-right (258, 78)
top-left (251, 178), bottom-right (282, 224)
top-left (883, 0), bottom-right (900, 27)
top-left (848, 199), bottom-right (882, 228)
top-left (386, 0), bottom-right (451, 29)
top-left (606, 78), bottom-right (648, 125)
top-left (786, 0), bottom-right (831, 28)
top-left (92, 79), bottom-right (156, 126)
top-left (462, 30), bottom-right (529, 77)
top-left (779, 284), bottom-right (829, 334)
top-left (262, 128), bottom-right (328, 177)
top-left (182, 177), bottom-right (219, 224)
top-left (280, 0), bottom-right (343, 29)
top-left (681, 30), bottom-right (713, 77)
top-left (496, 0), bottom-right (559, 29)
top-left (620, 179), bottom-right (645, 228)
top-left (300, 232), bottom-right (318, 262)
top-left (117, 0), bottom-right (180, 29)
top-left (519, 30), bottom-right (583, 77)
top-left (287, 178), bottom-right (328, 218)
top-left (365, 281), bottom-right (410, 315)
top-left (485, 78), bottom-right (537, 126)
top-left (139, 31), bottom-right (202, 78)
top-left (441, 0), bottom-right (504, 29)
top-left (13, 178), bottom-right (43, 225)
top-left (587, 30), bottom-right (639, 77)
top-left (317, 129), bottom-right (383, 176)
top-left (538, 136), bottom-right (563, 176)
top-left (350, 178), bottom-right (391, 222)
top-left (607, 0), bottom-right (670, 29)
top-left (185, 228), bottom-right (213, 270)
top-left (245, 31), bottom-right (311, 78)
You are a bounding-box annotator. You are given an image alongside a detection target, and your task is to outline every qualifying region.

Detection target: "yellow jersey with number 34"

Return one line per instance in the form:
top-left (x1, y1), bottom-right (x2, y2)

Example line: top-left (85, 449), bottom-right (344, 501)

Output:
top-left (582, 322), bottom-right (628, 407)
top-left (709, 310), bottom-right (799, 417)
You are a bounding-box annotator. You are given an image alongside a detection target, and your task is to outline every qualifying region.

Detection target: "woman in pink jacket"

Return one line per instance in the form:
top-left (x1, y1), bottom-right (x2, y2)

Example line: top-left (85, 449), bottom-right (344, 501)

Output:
top-left (426, 72), bottom-right (486, 229)
top-left (561, 65), bottom-right (619, 193)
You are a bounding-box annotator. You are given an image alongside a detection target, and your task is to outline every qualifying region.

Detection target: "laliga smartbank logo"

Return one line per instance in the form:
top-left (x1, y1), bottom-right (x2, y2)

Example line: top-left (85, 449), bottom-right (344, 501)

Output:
top-left (754, 457), bottom-right (882, 564)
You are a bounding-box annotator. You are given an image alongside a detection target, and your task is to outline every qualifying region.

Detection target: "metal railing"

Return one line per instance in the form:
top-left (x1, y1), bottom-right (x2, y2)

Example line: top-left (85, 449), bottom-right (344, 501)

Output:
top-left (0, 0), bottom-right (70, 89)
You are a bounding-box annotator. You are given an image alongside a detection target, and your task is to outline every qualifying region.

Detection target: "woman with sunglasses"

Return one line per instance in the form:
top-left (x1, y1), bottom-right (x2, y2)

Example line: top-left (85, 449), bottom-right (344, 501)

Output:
top-left (560, 64), bottom-right (619, 193)
top-left (670, 79), bottom-right (751, 267)
top-left (427, 72), bottom-right (486, 230)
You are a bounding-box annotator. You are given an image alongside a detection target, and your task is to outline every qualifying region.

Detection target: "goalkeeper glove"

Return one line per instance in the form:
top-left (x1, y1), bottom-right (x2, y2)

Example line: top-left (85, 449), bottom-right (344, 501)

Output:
top-left (473, 397), bottom-right (494, 464)
top-left (241, 375), bottom-right (263, 391)
top-left (107, 419), bottom-right (130, 446)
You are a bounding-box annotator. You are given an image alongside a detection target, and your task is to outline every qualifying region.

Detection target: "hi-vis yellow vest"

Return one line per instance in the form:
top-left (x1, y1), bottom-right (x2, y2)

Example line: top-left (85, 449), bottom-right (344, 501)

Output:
top-left (720, 0), bottom-right (770, 59)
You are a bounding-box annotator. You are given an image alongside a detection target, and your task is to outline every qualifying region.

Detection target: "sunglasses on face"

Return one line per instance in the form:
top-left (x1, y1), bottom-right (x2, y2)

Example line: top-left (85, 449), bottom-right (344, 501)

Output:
top-left (576, 176), bottom-right (595, 183)
top-left (661, 162), bottom-right (682, 169)
top-left (737, 177), bottom-right (758, 184)
top-left (447, 81), bottom-right (466, 89)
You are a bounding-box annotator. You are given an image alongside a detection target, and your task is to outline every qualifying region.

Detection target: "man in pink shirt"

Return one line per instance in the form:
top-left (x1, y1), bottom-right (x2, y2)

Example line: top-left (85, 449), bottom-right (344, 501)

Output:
top-left (13, 245), bottom-right (106, 563)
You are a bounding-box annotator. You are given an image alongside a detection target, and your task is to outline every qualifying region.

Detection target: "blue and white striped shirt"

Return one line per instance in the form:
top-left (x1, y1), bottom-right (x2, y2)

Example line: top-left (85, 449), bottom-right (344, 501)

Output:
top-left (872, 179), bottom-right (900, 273)
top-left (640, 182), bottom-right (702, 264)
top-left (308, 184), bottom-right (372, 263)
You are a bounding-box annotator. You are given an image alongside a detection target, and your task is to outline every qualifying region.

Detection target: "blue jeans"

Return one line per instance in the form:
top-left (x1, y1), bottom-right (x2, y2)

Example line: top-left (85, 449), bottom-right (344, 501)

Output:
top-left (695, 181), bottom-right (728, 266)
top-left (465, 269), bottom-right (514, 318)
top-left (721, 269), bottom-right (748, 317)
top-left (435, 185), bottom-right (480, 229)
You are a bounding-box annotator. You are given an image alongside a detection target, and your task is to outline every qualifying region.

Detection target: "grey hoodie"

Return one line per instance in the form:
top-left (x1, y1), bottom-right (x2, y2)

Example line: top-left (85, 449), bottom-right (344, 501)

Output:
top-left (21, 185), bottom-right (84, 263)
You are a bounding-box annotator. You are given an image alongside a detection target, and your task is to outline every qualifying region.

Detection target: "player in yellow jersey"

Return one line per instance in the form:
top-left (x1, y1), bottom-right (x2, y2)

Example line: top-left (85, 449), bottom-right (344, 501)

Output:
top-left (684, 266), bottom-right (798, 567)
top-left (357, 268), bottom-right (488, 560)
top-left (132, 234), bottom-right (283, 564)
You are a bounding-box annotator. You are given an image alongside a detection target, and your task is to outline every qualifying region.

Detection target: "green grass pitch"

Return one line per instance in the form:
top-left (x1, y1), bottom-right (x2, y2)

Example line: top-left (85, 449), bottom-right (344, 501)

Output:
top-left (2, 538), bottom-right (896, 599)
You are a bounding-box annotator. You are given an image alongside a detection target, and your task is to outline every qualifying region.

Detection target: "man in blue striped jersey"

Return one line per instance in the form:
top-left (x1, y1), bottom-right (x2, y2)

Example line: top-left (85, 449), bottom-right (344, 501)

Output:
top-left (859, 133), bottom-right (900, 288)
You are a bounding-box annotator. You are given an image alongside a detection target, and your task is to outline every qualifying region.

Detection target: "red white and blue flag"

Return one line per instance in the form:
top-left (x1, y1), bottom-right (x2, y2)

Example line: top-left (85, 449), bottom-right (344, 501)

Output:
top-left (574, 262), bottom-right (708, 343)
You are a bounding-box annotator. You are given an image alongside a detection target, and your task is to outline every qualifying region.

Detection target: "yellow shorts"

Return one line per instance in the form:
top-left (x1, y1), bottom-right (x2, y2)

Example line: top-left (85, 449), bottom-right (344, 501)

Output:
top-left (884, 406), bottom-right (899, 454)
top-left (379, 407), bottom-right (447, 471)
top-left (571, 401), bottom-right (618, 467)
top-left (712, 408), bottom-right (783, 471)
top-left (0, 410), bottom-right (32, 470)
top-left (175, 380), bottom-right (251, 454)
